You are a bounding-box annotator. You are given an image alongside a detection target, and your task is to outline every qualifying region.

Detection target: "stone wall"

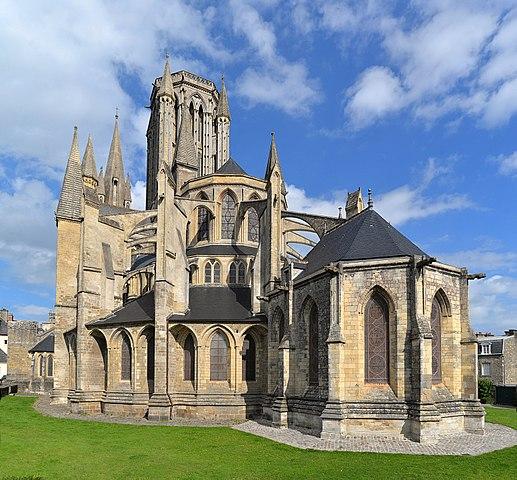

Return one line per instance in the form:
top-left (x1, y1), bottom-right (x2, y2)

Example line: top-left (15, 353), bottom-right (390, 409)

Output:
top-left (6, 319), bottom-right (39, 390)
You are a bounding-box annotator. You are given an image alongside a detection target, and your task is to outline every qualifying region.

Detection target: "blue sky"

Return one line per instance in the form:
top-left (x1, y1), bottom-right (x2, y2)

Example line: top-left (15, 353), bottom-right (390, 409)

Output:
top-left (0, 0), bottom-right (516, 332)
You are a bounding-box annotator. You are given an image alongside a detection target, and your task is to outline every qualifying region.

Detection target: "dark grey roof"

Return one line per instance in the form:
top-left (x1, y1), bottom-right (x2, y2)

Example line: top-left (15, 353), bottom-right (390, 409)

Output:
top-left (29, 334), bottom-right (54, 353)
top-left (169, 286), bottom-right (264, 322)
top-left (0, 318), bottom-right (7, 336)
top-left (215, 158), bottom-right (248, 176)
top-left (187, 244), bottom-right (257, 257)
top-left (0, 349), bottom-right (7, 363)
top-left (89, 292), bottom-right (155, 327)
top-left (300, 208), bottom-right (427, 278)
top-left (478, 339), bottom-right (504, 355)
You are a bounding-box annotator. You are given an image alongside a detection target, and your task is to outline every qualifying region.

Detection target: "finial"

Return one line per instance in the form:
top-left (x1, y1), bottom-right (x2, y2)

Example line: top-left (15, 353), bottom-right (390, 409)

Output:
top-left (165, 50), bottom-right (169, 60)
top-left (115, 107), bottom-right (119, 120)
top-left (74, 125), bottom-right (78, 132)
top-left (271, 131), bottom-right (275, 138)
top-left (338, 206), bottom-right (342, 219)
top-left (221, 73), bottom-right (224, 82)
top-left (368, 188), bottom-right (373, 208)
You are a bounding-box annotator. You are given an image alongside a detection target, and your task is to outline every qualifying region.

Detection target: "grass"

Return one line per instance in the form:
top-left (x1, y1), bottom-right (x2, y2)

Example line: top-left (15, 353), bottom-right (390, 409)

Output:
top-left (484, 405), bottom-right (517, 430)
top-left (0, 397), bottom-right (515, 480)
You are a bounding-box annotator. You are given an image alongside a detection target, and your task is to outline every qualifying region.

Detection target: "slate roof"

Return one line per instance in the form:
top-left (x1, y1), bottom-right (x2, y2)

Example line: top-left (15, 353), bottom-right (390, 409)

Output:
top-left (0, 349), bottom-right (7, 363)
top-left (169, 286), bottom-right (264, 322)
top-left (89, 291), bottom-right (155, 327)
top-left (187, 244), bottom-right (257, 257)
top-left (131, 254), bottom-right (156, 270)
top-left (215, 158), bottom-right (248, 176)
top-left (56, 127), bottom-right (83, 220)
top-left (300, 208), bottom-right (428, 279)
top-left (29, 334), bottom-right (54, 353)
top-left (0, 318), bottom-right (7, 336)
top-left (478, 338), bottom-right (504, 355)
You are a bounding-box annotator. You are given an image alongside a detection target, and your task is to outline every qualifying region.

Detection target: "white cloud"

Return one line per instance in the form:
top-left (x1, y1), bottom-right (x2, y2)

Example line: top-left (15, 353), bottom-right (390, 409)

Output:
top-left (131, 180), bottom-right (147, 211)
top-left (230, 0), bottom-right (322, 115)
top-left (14, 304), bottom-right (50, 320)
top-left (346, 67), bottom-right (406, 128)
top-left (438, 248), bottom-right (517, 274)
top-left (286, 158), bottom-right (472, 225)
top-left (495, 151), bottom-right (517, 176)
top-left (334, 2), bottom-right (517, 128)
top-left (470, 275), bottom-right (517, 333)
top-left (0, 1), bottom-right (231, 179)
top-left (0, 178), bottom-right (57, 286)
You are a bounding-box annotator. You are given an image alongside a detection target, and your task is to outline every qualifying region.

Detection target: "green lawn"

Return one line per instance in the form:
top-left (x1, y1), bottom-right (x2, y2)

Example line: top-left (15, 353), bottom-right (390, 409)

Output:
top-left (0, 397), bottom-right (516, 480)
top-left (484, 405), bottom-right (517, 430)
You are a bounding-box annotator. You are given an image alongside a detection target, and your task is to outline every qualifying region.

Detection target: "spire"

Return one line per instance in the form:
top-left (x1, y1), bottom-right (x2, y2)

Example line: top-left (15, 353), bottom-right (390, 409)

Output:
top-left (368, 188), bottom-right (373, 208)
top-left (104, 112), bottom-right (126, 206)
top-left (56, 127), bottom-right (83, 220)
top-left (216, 75), bottom-right (231, 119)
top-left (265, 132), bottom-right (286, 194)
top-left (97, 167), bottom-right (106, 202)
top-left (81, 134), bottom-right (98, 183)
top-left (158, 54), bottom-right (174, 97)
top-left (124, 174), bottom-right (132, 208)
top-left (174, 112), bottom-right (198, 168)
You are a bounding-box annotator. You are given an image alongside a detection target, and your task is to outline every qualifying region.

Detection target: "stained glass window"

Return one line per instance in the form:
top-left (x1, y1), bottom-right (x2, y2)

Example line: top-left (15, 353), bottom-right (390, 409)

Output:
top-left (213, 261), bottom-right (221, 283)
top-left (204, 262), bottom-right (212, 283)
top-left (365, 294), bottom-right (389, 383)
top-left (197, 207), bottom-right (209, 242)
top-left (210, 331), bottom-right (229, 381)
top-left (121, 333), bottom-right (131, 381)
top-left (431, 298), bottom-right (442, 383)
top-left (229, 262), bottom-right (237, 284)
top-left (248, 208), bottom-right (259, 242)
top-left (238, 262), bottom-right (246, 284)
top-left (221, 193), bottom-right (236, 239)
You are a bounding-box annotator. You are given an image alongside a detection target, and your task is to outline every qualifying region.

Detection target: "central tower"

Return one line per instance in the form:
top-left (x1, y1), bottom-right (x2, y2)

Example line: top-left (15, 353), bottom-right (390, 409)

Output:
top-left (145, 58), bottom-right (231, 208)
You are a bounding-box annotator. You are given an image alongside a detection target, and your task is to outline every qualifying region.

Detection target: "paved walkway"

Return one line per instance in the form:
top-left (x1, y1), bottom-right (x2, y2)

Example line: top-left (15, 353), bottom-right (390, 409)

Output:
top-left (34, 395), bottom-right (516, 456)
top-left (234, 420), bottom-right (517, 456)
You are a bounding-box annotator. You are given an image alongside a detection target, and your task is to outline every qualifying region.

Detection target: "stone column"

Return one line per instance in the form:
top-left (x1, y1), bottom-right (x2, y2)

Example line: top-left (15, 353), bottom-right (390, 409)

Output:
top-left (321, 264), bottom-right (346, 438)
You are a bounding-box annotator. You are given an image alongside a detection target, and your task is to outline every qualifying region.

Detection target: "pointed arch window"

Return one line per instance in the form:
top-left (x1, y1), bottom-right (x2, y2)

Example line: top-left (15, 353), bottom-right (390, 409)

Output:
top-left (248, 207), bottom-right (259, 242)
top-left (238, 262), bottom-right (246, 284)
top-left (47, 355), bottom-right (53, 377)
top-left (210, 331), bottom-right (229, 381)
top-left (276, 309), bottom-right (286, 342)
top-left (197, 207), bottom-right (210, 242)
top-left (308, 302), bottom-right (319, 385)
top-left (242, 334), bottom-right (256, 381)
top-left (431, 297), bottom-right (442, 383)
top-left (365, 294), bottom-right (389, 383)
top-left (121, 333), bottom-right (132, 381)
top-left (204, 260), bottom-right (221, 284)
top-left (39, 356), bottom-right (45, 377)
top-left (221, 193), bottom-right (236, 239)
top-left (229, 262), bottom-right (237, 284)
top-left (184, 334), bottom-right (196, 381)
top-left (229, 261), bottom-right (246, 284)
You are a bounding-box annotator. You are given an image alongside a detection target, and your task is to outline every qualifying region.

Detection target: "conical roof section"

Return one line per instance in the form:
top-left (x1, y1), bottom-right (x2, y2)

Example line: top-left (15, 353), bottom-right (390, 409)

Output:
top-left (216, 77), bottom-right (230, 119)
top-left (174, 112), bottom-right (198, 168)
top-left (265, 132), bottom-right (286, 194)
top-left (300, 208), bottom-right (428, 278)
top-left (57, 127), bottom-right (83, 220)
top-left (158, 56), bottom-right (174, 97)
top-left (215, 157), bottom-right (247, 175)
top-left (104, 114), bottom-right (126, 204)
top-left (81, 134), bottom-right (98, 181)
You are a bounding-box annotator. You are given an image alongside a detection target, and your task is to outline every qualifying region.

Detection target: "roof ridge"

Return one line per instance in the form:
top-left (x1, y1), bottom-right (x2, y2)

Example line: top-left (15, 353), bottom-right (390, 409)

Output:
top-left (341, 208), bottom-right (372, 258)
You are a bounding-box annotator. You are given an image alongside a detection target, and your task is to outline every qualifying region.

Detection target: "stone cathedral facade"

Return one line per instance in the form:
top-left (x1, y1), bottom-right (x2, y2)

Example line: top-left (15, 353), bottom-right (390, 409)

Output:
top-left (52, 58), bottom-right (484, 442)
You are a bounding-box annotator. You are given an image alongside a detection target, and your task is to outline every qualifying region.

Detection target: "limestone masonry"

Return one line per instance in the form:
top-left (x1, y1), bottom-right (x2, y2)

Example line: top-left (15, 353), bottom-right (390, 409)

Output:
top-left (51, 57), bottom-right (484, 442)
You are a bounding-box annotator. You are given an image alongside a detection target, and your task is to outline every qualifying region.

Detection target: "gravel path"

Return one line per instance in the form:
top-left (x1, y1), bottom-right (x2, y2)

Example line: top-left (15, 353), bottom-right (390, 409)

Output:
top-left (33, 395), bottom-right (517, 455)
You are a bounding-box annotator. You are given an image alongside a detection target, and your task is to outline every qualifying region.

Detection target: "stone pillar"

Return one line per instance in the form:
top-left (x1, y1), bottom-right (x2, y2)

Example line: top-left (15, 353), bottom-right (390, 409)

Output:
top-left (408, 263), bottom-right (440, 443)
top-left (321, 265), bottom-right (346, 438)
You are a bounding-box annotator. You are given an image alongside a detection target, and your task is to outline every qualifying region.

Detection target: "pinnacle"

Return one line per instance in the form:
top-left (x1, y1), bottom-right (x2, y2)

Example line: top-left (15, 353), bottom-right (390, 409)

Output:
top-left (158, 56), bottom-right (174, 97)
top-left (216, 76), bottom-right (231, 119)
top-left (81, 134), bottom-right (97, 180)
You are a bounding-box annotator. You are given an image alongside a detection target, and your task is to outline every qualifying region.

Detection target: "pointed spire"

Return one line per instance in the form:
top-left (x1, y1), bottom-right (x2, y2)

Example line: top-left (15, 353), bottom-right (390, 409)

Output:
top-left (158, 54), bottom-right (174, 97)
top-left (124, 174), bottom-right (132, 207)
top-left (57, 126), bottom-right (83, 220)
top-left (216, 75), bottom-right (231, 119)
top-left (97, 167), bottom-right (106, 201)
top-left (265, 132), bottom-right (286, 194)
top-left (105, 112), bottom-right (126, 206)
top-left (368, 188), bottom-right (373, 208)
top-left (81, 134), bottom-right (98, 182)
top-left (174, 112), bottom-right (198, 168)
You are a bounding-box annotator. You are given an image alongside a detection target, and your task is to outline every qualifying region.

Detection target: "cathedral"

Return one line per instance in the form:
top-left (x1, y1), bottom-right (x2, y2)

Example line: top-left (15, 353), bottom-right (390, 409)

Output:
top-left (51, 58), bottom-right (485, 443)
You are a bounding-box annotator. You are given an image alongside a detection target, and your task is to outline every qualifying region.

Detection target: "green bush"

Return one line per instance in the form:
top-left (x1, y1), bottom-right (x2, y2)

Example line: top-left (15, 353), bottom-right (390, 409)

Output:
top-left (479, 378), bottom-right (495, 404)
